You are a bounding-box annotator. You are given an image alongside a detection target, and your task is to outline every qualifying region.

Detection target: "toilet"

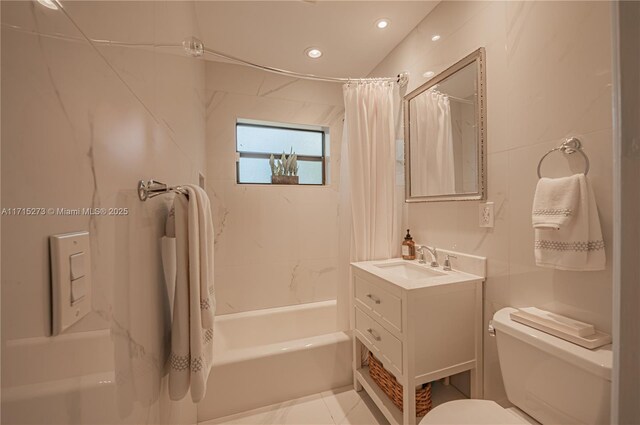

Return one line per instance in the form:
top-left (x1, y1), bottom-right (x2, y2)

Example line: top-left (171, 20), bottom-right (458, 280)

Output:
top-left (421, 307), bottom-right (613, 425)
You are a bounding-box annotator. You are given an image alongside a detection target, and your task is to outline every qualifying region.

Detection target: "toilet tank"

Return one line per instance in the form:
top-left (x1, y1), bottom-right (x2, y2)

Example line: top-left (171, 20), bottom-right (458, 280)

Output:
top-left (493, 308), bottom-right (612, 425)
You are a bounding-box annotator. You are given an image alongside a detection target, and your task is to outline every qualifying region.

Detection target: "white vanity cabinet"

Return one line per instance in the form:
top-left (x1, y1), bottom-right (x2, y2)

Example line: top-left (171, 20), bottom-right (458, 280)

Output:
top-left (350, 256), bottom-right (485, 425)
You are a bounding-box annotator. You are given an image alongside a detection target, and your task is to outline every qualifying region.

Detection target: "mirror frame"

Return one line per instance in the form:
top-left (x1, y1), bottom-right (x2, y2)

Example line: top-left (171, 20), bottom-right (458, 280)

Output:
top-left (403, 47), bottom-right (487, 202)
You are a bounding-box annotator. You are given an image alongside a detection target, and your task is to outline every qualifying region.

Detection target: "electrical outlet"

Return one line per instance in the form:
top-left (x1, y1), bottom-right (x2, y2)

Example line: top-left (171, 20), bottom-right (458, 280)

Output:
top-left (479, 202), bottom-right (494, 228)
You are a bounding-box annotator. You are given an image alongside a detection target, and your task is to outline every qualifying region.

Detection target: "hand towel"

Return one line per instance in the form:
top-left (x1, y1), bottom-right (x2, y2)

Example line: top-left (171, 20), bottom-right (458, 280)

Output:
top-left (534, 174), bottom-right (605, 271)
top-left (169, 185), bottom-right (216, 403)
top-left (161, 236), bottom-right (177, 315)
top-left (532, 175), bottom-right (580, 229)
top-left (162, 207), bottom-right (177, 315)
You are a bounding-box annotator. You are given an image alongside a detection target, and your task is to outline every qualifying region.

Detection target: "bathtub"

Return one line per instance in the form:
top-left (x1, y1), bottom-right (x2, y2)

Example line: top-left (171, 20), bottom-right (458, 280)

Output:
top-left (1, 329), bottom-right (197, 424)
top-left (198, 300), bottom-right (352, 421)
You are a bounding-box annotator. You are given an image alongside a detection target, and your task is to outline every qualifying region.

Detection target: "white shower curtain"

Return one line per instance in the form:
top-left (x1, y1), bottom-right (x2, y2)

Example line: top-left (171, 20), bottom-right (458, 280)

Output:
top-left (343, 81), bottom-right (399, 261)
top-left (410, 90), bottom-right (455, 195)
top-left (336, 81), bottom-right (401, 330)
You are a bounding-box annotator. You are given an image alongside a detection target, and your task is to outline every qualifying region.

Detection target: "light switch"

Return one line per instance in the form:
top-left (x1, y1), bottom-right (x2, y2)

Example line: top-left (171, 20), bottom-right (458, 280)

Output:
top-left (71, 276), bottom-right (86, 304)
top-left (70, 252), bottom-right (85, 280)
top-left (50, 231), bottom-right (91, 335)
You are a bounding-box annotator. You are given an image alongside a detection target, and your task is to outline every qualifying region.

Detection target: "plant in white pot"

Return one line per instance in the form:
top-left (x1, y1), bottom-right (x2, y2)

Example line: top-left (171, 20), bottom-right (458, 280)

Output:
top-left (269, 149), bottom-right (299, 184)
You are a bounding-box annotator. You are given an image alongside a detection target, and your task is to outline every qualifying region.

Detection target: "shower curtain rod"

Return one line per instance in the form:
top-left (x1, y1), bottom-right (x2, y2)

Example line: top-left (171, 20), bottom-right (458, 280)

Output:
top-left (4, 23), bottom-right (409, 87)
top-left (429, 86), bottom-right (474, 104)
top-left (445, 95), bottom-right (474, 105)
top-left (93, 36), bottom-right (410, 87)
top-left (202, 46), bottom-right (409, 87)
top-left (14, 5), bottom-right (408, 86)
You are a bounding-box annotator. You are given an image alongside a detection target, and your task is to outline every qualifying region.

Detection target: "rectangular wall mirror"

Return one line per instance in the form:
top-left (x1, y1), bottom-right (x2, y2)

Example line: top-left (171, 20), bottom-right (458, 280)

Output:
top-left (404, 48), bottom-right (486, 202)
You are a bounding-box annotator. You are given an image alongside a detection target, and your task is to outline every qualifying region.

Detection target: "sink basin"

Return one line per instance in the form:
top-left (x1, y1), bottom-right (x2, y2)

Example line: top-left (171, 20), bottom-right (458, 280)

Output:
top-left (374, 262), bottom-right (445, 279)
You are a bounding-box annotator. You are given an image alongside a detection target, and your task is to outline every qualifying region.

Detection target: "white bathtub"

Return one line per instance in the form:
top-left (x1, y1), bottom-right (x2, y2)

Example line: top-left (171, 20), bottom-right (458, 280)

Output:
top-left (1, 329), bottom-right (197, 424)
top-left (198, 300), bottom-right (352, 421)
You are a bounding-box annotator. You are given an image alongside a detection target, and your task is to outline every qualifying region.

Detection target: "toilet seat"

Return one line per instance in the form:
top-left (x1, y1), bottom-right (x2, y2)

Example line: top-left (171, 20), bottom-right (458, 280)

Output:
top-left (419, 400), bottom-right (531, 424)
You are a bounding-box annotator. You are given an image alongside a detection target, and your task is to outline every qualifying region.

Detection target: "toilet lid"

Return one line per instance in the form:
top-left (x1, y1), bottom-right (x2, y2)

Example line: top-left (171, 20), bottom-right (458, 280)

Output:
top-left (420, 400), bottom-right (531, 425)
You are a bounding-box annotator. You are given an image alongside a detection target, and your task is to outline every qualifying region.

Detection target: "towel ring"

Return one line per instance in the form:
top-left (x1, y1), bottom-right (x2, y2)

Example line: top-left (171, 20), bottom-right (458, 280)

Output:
top-left (537, 137), bottom-right (590, 178)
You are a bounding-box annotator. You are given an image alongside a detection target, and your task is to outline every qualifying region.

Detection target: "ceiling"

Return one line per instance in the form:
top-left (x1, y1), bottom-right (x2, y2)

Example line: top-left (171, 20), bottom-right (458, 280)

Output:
top-left (194, 1), bottom-right (439, 78)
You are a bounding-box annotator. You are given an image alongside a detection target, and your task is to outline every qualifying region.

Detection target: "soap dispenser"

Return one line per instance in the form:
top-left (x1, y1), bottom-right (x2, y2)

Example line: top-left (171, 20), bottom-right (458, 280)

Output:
top-left (402, 229), bottom-right (416, 260)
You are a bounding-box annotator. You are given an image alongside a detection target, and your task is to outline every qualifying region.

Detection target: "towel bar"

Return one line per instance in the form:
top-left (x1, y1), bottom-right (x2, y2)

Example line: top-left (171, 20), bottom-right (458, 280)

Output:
top-left (138, 179), bottom-right (188, 201)
top-left (537, 137), bottom-right (590, 178)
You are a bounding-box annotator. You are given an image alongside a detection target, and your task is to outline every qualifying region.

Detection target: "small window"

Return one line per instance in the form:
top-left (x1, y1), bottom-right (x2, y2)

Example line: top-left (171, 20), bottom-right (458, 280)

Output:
top-left (236, 120), bottom-right (326, 185)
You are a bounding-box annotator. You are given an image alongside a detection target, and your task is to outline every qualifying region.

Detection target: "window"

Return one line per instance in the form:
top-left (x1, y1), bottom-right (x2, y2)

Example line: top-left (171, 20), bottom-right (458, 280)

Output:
top-left (236, 119), bottom-right (327, 185)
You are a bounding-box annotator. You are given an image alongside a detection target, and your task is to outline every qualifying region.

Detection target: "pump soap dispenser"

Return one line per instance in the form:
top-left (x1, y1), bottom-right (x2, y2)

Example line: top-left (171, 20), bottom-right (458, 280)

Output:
top-left (402, 229), bottom-right (416, 260)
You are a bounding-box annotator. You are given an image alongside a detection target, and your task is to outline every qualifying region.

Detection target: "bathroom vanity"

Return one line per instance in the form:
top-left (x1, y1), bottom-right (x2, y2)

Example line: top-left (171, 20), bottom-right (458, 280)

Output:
top-left (350, 251), bottom-right (486, 425)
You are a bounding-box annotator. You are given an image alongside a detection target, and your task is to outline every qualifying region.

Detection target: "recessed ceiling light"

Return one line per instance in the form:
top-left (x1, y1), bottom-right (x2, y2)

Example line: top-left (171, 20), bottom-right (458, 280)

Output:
top-left (305, 47), bottom-right (322, 59)
top-left (423, 71), bottom-right (435, 78)
top-left (375, 18), bottom-right (390, 29)
top-left (36, 0), bottom-right (59, 9)
top-left (431, 34), bottom-right (441, 42)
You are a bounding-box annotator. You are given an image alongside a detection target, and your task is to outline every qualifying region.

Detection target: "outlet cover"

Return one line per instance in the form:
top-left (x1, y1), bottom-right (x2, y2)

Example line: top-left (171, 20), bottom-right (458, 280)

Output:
top-left (479, 202), bottom-right (494, 228)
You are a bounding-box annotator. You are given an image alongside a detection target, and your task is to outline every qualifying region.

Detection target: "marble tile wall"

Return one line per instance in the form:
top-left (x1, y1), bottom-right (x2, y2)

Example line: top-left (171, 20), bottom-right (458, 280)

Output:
top-left (370, 1), bottom-right (613, 403)
top-left (204, 61), bottom-right (344, 315)
top-left (2, 1), bottom-right (204, 423)
top-left (1, 0), bottom-right (618, 420)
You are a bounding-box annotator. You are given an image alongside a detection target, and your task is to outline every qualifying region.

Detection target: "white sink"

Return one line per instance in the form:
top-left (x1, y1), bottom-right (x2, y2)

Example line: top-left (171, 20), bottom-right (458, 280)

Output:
top-left (374, 261), bottom-right (445, 280)
top-left (353, 254), bottom-right (485, 291)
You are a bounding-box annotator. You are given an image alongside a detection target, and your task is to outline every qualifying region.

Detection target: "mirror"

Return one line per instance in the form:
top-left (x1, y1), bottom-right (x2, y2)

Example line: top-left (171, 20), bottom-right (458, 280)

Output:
top-left (404, 48), bottom-right (486, 202)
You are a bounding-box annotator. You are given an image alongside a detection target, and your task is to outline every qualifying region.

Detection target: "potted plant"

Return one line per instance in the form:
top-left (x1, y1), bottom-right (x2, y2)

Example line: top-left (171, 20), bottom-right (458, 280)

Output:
top-left (269, 149), bottom-right (299, 184)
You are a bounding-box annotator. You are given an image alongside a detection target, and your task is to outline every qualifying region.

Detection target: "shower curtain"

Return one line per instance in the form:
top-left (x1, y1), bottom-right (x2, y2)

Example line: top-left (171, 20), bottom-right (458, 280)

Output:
top-left (410, 90), bottom-right (455, 195)
top-left (337, 81), bottom-right (401, 330)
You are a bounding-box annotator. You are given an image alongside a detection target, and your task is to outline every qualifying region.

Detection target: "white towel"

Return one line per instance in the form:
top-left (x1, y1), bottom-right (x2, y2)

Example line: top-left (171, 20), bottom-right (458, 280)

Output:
top-left (161, 236), bottom-right (177, 315)
top-left (162, 207), bottom-right (177, 315)
top-left (534, 174), bottom-right (605, 271)
top-left (532, 175), bottom-right (580, 229)
top-left (169, 185), bottom-right (216, 402)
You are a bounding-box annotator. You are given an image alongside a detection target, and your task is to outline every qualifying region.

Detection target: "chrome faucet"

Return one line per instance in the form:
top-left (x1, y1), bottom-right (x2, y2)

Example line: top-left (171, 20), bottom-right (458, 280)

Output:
top-left (416, 246), bottom-right (427, 264)
top-left (443, 254), bottom-right (457, 271)
top-left (417, 246), bottom-right (439, 267)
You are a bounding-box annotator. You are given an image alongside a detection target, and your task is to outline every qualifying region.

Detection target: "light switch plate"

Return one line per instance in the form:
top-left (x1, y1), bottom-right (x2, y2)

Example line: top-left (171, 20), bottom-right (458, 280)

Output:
top-left (479, 202), bottom-right (495, 228)
top-left (50, 231), bottom-right (92, 335)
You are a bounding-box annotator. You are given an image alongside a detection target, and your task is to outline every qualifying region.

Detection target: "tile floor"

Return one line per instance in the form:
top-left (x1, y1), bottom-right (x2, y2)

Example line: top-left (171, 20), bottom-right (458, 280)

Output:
top-left (202, 381), bottom-right (466, 425)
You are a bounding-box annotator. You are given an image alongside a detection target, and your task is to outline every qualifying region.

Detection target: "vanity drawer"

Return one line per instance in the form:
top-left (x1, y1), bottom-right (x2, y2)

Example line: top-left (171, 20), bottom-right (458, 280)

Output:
top-left (354, 276), bottom-right (402, 333)
top-left (355, 307), bottom-right (403, 376)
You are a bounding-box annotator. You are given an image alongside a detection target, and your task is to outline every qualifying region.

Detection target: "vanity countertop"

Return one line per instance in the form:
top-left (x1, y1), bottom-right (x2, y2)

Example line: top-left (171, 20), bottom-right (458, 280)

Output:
top-left (351, 258), bottom-right (484, 291)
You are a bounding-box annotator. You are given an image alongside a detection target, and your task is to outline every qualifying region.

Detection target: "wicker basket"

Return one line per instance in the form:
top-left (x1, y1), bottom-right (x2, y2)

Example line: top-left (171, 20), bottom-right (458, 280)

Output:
top-left (368, 352), bottom-right (432, 416)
